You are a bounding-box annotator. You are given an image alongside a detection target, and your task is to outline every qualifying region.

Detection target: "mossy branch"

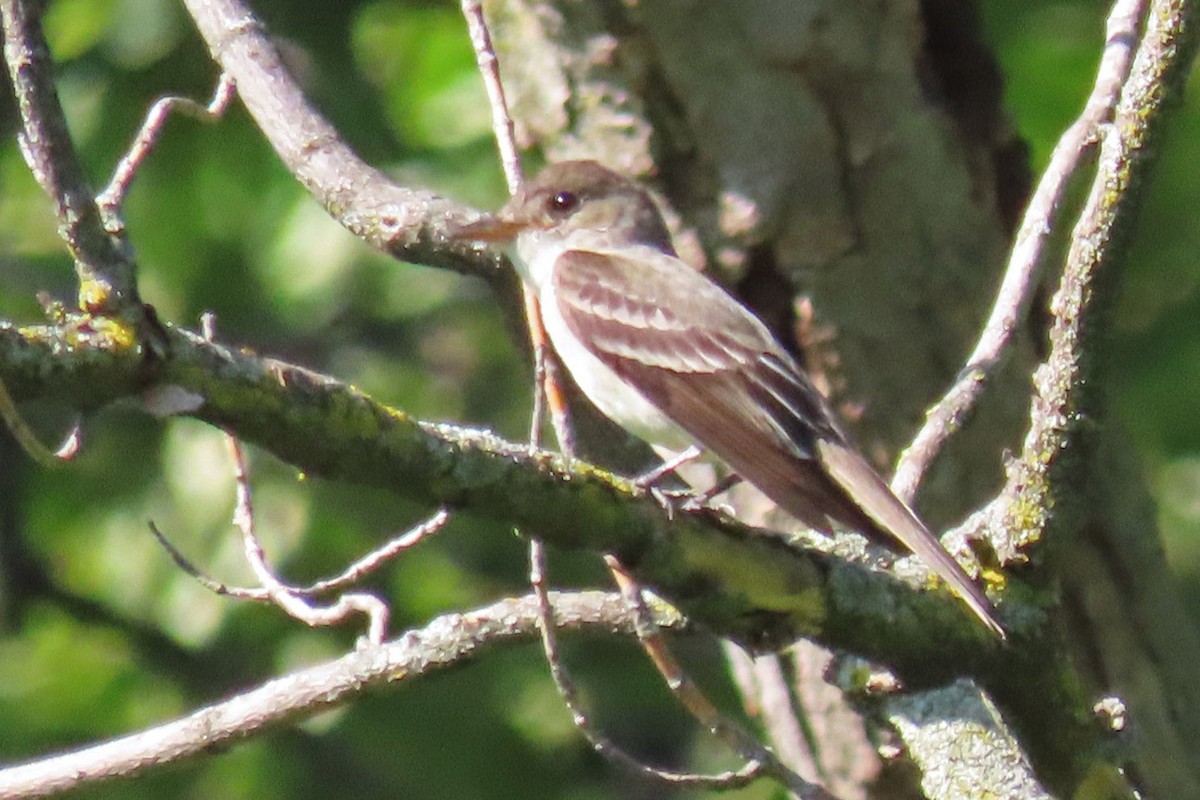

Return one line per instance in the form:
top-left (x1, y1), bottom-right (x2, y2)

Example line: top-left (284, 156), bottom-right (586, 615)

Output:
top-left (0, 316), bottom-right (1005, 676)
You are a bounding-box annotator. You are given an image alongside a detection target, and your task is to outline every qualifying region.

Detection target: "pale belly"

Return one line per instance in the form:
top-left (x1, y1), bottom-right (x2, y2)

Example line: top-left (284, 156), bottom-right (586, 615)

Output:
top-left (537, 284), bottom-right (695, 453)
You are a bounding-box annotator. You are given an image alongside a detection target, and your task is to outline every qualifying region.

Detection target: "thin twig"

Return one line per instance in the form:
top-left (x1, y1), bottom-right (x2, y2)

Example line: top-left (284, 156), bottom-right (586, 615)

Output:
top-left (149, 508), bottom-right (449, 602)
top-left (98, 73), bottom-right (237, 218)
top-left (462, 0), bottom-right (523, 193)
top-left (229, 432), bottom-right (390, 642)
top-left (459, 0), bottom-right (570, 453)
top-left (148, 520), bottom-right (255, 598)
top-left (301, 509), bottom-right (449, 595)
top-left (201, 313), bottom-right (391, 643)
top-left (529, 541), bottom-right (765, 790)
top-left (890, 0), bottom-right (1147, 505)
top-left (607, 555), bottom-right (837, 797)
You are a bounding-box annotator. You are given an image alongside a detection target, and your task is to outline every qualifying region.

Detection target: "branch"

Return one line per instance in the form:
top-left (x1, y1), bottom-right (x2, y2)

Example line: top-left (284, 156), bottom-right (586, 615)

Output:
top-left (891, 0), bottom-right (1146, 504)
top-left (887, 680), bottom-right (1053, 800)
top-left (0, 319), bottom-right (1001, 674)
top-left (1001, 0), bottom-right (1196, 613)
top-left (178, 0), bottom-right (502, 283)
top-left (0, 0), bottom-right (1001, 678)
top-left (527, 541), bottom-right (776, 793)
top-left (97, 73), bottom-right (238, 216)
top-left (0, 591), bottom-right (679, 800)
top-left (0, 0), bottom-right (150, 322)
top-left (955, 0), bottom-right (1200, 794)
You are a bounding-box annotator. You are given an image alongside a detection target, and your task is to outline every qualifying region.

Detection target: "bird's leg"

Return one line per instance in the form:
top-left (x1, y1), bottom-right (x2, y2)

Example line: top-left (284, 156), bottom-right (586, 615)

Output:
top-left (634, 446), bottom-right (743, 518)
top-left (633, 444), bottom-right (702, 489)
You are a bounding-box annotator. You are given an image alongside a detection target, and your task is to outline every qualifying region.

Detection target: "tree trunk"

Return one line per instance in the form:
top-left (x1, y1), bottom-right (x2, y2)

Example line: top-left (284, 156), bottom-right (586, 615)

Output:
top-left (487, 0), bottom-right (1200, 795)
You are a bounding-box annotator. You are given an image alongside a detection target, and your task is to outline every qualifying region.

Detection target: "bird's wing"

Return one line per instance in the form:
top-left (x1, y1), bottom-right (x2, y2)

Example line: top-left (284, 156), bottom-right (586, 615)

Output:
top-left (550, 246), bottom-right (862, 529)
top-left (550, 247), bottom-right (1003, 635)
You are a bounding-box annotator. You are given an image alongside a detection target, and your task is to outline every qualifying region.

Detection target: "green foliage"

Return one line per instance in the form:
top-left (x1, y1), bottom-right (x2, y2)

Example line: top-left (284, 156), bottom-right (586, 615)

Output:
top-left (2, 1), bottom-right (1198, 798)
top-left (0, 2), bottom-right (740, 798)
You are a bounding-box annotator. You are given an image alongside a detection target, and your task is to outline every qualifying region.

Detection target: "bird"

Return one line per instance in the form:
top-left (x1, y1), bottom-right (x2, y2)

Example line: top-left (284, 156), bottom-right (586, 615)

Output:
top-left (455, 160), bottom-right (1003, 637)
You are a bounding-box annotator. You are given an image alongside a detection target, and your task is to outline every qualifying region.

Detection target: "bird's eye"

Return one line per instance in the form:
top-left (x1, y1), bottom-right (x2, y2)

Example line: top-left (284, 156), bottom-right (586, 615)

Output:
top-left (548, 191), bottom-right (579, 215)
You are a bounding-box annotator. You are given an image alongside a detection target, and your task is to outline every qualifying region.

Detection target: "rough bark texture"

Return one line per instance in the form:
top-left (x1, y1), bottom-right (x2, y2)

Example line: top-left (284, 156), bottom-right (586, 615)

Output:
top-left (489, 0), bottom-right (1032, 526)
top-left (485, 0), bottom-right (1200, 796)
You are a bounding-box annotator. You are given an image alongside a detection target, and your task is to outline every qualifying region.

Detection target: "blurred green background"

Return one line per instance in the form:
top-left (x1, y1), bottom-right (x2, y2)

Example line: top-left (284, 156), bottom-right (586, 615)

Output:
top-left (0, 1), bottom-right (1196, 798)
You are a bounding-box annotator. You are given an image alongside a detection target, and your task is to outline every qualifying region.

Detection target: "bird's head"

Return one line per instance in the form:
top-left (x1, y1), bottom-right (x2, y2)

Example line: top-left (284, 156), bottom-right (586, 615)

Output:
top-left (452, 161), bottom-right (674, 254)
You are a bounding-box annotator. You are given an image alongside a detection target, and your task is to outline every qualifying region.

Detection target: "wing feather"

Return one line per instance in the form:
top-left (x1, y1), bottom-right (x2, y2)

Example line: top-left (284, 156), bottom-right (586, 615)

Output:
top-left (550, 247), bottom-right (1002, 634)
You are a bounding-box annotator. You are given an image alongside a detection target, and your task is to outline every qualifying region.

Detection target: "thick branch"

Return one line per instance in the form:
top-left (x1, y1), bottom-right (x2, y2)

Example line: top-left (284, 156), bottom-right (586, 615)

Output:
top-left (1000, 0), bottom-right (1196, 612)
top-left (891, 0), bottom-right (1145, 505)
top-left (0, 319), bottom-right (1002, 673)
top-left (977, 0), bottom-right (1200, 792)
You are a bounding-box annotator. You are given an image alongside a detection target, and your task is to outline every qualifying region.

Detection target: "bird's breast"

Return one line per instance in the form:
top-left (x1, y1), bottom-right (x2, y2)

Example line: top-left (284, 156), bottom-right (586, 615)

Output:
top-left (536, 282), bottom-right (692, 451)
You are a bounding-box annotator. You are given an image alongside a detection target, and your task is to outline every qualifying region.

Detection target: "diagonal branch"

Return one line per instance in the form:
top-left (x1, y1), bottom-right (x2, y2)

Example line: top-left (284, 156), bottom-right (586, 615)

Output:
top-left (891, 0), bottom-right (1146, 505)
top-left (179, 0), bottom-right (503, 283)
top-left (1002, 0), bottom-right (1197, 584)
top-left (0, 0), bottom-right (146, 319)
top-left (0, 591), bottom-right (679, 800)
top-left (959, 0), bottom-right (1200, 794)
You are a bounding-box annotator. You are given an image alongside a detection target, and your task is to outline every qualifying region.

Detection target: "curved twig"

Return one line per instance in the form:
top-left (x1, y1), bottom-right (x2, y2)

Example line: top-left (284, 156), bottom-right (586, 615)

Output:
top-left (891, 0), bottom-right (1147, 505)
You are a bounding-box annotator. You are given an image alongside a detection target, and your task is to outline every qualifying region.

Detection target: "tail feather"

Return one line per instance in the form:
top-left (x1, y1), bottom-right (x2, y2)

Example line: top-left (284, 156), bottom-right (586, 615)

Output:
top-left (815, 439), bottom-right (1005, 638)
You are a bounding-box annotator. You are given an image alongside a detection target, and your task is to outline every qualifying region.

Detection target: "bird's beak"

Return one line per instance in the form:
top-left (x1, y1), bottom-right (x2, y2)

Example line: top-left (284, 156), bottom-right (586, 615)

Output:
top-left (447, 214), bottom-right (528, 244)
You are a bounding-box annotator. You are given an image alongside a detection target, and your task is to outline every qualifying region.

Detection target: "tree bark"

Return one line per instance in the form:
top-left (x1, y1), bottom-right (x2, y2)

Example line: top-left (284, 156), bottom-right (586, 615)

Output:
top-left (486, 0), bottom-right (1200, 796)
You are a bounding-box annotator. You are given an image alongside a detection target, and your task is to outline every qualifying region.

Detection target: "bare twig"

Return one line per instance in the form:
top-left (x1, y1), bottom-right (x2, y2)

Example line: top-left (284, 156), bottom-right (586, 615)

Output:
top-left (228, 412), bottom-right (390, 642)
top-left (459, 0), bottom-right (572, 454)
top-left (0, 0), bottom-right (144, 315)
top-left (462, 0), bottom-right (523, 193)
top-left (918, 2), bottom-right (1200, 794)
top-left (98, 73), bottom-right (237, 218)
top-left (180, 0), bottom-right (498, 279)
top-left (200, 314), bottom-right (391, 643)
top-left (302, 509), bottom-right (449, 595)
top-left (147, 520), bottom-right (248, 597)
top-left (149, 509), bottom-right (448, 602)
top-left (891, 0), bottom-right (1147, 505)
top-left (0, 591), bottom-right (674, 800)
top-left (607, 556), bottom-right (839, 798)
top-left (151, 318), bottom-right (448, 640)
top-left (529, 542), bottom-right (765, 791)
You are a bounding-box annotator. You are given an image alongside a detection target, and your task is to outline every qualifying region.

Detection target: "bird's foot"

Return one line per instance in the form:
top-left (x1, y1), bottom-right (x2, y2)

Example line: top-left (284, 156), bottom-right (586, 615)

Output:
top-left (633, 444), bottom-right (702, 490)
top-left (644, 474), bottom-right (742, 520)
top-left (681, 473), bottom-right (743, 512)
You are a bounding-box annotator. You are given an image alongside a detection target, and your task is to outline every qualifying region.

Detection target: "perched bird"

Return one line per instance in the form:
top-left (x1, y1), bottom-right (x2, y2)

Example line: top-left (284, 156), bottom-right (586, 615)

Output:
top-left (457, 160), bottom-right (1003, 636)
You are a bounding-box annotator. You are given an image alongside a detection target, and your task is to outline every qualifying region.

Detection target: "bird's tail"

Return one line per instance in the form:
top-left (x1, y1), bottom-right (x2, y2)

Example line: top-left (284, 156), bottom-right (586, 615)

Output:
top-left (815, 439), bottom-right (1005, 638)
